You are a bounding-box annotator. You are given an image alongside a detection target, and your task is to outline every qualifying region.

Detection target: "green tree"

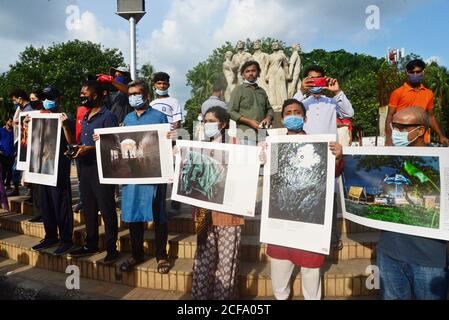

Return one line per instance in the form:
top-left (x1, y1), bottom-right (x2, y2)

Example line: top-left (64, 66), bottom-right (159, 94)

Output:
top-left (0, 40), bottom-right (124, 120)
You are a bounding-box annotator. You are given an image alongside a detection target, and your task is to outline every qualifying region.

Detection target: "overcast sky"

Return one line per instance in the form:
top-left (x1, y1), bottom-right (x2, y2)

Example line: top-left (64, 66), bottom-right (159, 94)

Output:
top-left (0, 0), bottom-right (447, 105)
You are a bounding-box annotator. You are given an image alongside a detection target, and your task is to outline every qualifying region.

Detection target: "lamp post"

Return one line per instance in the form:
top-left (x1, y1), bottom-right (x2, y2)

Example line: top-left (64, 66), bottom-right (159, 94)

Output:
top-left (116, 0), bottom-right (146, 80)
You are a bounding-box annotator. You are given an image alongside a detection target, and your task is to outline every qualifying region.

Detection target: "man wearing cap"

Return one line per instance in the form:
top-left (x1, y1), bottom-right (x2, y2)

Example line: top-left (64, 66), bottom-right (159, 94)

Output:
top-left (30, 86), bottom-right (76, 256)
top-left (97, 66), bottom-right (132, 124)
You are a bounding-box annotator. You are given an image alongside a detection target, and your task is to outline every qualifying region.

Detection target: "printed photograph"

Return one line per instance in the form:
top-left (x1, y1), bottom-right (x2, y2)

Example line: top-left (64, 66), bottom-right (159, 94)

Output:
top-left (342, 155), bottom-right (441, 229)
top-left (19, 114), bottom-right (29, 163)
top-left (99, 130), bottom-right (162, 179)
top-left (177, 147), bottom-right (229, 205)
top-left (268, 142), bottom-right (328, 225)
top-left (29, 118), bottom-right (59, 175)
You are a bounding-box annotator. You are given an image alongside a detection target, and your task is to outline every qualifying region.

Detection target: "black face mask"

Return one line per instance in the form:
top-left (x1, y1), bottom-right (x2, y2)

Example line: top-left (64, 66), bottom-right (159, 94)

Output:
top-left (30, 100), bottom-right (43, 110)
top-left (80, 96), bottom-right (95, 108)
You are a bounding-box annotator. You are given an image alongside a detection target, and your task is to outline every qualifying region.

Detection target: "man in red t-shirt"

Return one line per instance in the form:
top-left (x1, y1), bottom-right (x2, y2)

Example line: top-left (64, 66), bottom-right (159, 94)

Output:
top-left (385, 59), bottom-right (449, 146)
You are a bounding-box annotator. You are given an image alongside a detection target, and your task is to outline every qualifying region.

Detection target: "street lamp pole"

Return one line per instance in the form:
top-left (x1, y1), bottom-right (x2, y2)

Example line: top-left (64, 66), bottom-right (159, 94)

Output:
top-left (116, 0), bottom-right (146, 80)
top-left (129, 16), bottom-right (137, 80)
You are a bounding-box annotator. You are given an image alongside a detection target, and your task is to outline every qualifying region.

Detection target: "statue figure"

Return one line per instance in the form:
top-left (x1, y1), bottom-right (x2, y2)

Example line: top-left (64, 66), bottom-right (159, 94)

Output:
top-left (223, 50), bottom-right (238, 102)
top-left (251, 40), bottom-right (269, 92)
top-left (288, 43), bottom-right (302, 98)
top-left (265, 41), bottom-right (289, 111)
top-left (231, 40), bottom-right (252, 85)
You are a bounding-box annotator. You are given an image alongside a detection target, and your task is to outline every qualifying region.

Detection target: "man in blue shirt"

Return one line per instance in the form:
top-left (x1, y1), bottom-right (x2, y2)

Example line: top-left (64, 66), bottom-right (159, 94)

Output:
top-left (110, 79), bottom-right (171, 274)
top-left (377, 106), bottom-right (448, 300)
top-left (69, 79), bottom-right (120, 265)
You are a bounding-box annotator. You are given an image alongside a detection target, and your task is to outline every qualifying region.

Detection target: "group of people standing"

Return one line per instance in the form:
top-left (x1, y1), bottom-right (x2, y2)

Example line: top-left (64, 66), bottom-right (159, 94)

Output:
top-left (1, 56), bottom-right (447, 300)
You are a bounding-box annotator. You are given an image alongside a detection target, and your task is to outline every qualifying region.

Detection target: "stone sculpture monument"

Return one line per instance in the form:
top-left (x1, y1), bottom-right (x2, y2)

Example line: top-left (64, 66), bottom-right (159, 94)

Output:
top-left (265, 41), bottom-right (289, 111)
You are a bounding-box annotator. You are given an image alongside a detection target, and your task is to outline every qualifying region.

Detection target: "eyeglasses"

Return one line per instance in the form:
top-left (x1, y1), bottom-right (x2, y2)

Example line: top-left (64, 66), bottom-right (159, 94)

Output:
top-left (391, 122), bottom-right (423, 131)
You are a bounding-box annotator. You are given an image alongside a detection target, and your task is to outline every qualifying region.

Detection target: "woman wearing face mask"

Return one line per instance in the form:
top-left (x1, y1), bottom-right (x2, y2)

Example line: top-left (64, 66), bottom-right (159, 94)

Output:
top-left (190, 106), bottom-right (245, 300)
top-left (259, 99), bottom-right (343, 300)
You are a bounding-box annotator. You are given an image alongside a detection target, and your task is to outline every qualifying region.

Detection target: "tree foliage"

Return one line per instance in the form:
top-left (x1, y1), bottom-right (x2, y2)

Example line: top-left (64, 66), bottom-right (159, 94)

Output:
top-left (0, 40), bottom-right (124, 120)
top-left (184, 41), bottom-right (449, 139)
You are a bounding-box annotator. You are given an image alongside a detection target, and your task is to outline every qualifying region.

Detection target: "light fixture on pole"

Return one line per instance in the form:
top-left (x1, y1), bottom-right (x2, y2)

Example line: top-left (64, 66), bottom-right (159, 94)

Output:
top-left (116, 0), bottom-right (146, 80)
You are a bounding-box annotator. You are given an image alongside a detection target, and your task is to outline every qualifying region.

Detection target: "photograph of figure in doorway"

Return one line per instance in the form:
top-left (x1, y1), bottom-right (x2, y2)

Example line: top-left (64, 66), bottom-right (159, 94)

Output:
top-left (268, 142), bottom-right (328, 225)
top-left (177, 146), bottom-right (229, 205)
top-left (29, 117), bottom-right (59, 175)
top-left (99, 130), bottom-right (162, 179)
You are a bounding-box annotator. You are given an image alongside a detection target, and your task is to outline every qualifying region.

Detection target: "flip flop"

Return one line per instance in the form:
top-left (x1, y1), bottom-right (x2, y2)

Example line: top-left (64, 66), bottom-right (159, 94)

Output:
top-left (157, 259), bottom-right (171, 274)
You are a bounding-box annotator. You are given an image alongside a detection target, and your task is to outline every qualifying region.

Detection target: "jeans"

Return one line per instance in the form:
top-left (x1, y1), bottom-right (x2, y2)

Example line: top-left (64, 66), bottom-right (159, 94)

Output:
top-left (378, 249), bottom-right (449, 300)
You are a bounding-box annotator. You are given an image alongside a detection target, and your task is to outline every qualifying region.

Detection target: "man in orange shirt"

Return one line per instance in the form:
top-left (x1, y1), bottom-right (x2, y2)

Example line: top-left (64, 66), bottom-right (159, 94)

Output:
top-left (385, 59), bottom-right (449, 146)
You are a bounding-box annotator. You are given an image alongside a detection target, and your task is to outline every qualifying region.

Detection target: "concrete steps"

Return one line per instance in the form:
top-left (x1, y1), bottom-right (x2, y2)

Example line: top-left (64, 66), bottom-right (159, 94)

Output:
top-left (0, 229), bottom-right (378, 298)
top-left (0, 211), bottom-right (379, 262)
top-left (9, 197), bottom-right (379, 235)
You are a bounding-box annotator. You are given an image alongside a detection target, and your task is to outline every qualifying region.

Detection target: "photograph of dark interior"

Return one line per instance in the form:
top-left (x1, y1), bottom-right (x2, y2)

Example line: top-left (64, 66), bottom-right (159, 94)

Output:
top-left (177, 146), bottom-right (229, 204)
top-left (29, 118), bottom-right (58, 175)
top-left (100, 130), bottom-right (162, 179)
top-left (269, 142), bottom-right (328, 225)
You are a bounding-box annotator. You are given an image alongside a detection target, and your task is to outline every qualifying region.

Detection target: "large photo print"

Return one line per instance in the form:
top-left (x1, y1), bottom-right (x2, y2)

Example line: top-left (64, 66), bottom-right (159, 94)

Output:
top-left (340, 147), bottom-right (449, 240)
top-left (260, 135), bottom-right (336, 255)
top-left (24, 113), bottom-right (61, 187)
top-left (16, 112), bottom-right (31, 170)
top-left (177, 146), bottom-right (229, 205)
top-left (171, 140), bottom-right (260, 217)
top-left (95, 124), bottom-right (173, 184)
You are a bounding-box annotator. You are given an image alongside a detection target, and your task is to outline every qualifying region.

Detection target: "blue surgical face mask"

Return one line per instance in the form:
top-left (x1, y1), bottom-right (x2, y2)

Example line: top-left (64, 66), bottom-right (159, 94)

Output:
top-left (43, 99), bottom-right (57, 110)
top-left (407, 73), bottom-right (423, 85)
top-left (204, 122), bottom-right (221, 139)
top-left (115, 76), bottom-right (126, 84)
top-left (129, 94), bottom-right (146, 109)
top-left (155, 89), bottom-right (169, 96)
top-left (283, 115), bottom-right (304, 132)
top-left (309, 86), bottom-right (323, 94)
top-left (392, 127), bottom-right (421, 147)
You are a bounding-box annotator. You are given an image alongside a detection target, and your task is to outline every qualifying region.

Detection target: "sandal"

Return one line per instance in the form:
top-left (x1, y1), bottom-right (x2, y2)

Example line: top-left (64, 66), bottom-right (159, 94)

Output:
top-left (157, 259), bottom-right (171, 274)
top-left (120, 257), bottom-right (142, 272)
top-left (332, 240), bottom-right (344, 251)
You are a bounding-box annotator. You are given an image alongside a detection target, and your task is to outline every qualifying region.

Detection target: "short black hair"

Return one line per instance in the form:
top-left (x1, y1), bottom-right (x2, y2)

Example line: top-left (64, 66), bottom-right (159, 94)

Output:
top-left (152, 72), bottom-right (170, 84)
top-left (281, 99), bottom-right (306, 117)
top-left (204, 106), bottom-right (230, 129)
top-left (81, 79), bottom-right (103, 97)
top-left (8, 89), bottom-right (28, 100)
top-left (128, 79), bottom-right (151, 97)
top-left (303, 65), bottom-right (325, 78)
top-left (406, 59), bottom-right (426, 72)
top-left (240, 60), bottom-right (261, 75)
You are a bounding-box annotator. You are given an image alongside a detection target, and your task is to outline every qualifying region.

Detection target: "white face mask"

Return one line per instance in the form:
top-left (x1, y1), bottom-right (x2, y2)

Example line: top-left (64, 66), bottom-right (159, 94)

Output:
top-left (204, 122), bottom-right (221, 139)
